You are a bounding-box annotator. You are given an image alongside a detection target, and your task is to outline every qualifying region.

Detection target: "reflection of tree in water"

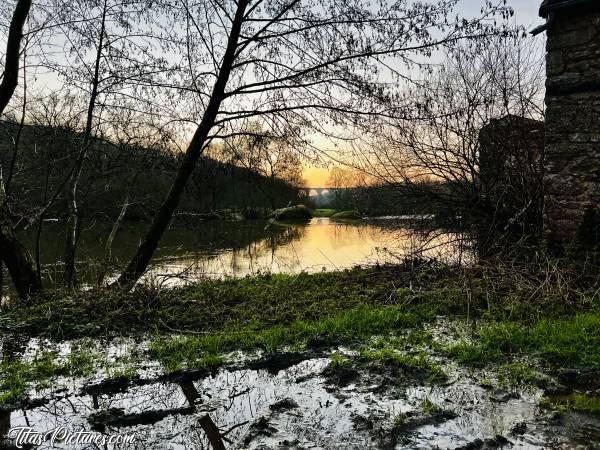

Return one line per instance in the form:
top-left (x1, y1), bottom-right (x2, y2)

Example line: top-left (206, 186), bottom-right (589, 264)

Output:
top-left (232, 224), bottom-right (305, 270)
top-left (5, 219), bottom-right (471, 294)
top-left (6, 381), bottom-right (227, 449)
top-left (361, 220), bottom-right (474, 265)
top-left (143, 223), bottom-right (306, 285)
top-left (0, 410), bottom-right (11, 447)
top-left (2, 221), bottom-right (304, 296)
top-left (1, 357), bottom-right (337, 449)
top-left (190, 220), bottom-right (304, 254)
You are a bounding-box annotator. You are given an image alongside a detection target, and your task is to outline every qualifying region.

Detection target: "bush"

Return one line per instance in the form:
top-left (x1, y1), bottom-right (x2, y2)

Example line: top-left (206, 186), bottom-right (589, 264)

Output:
top-left (270, 205), bottom-right (312, 221)
top-left (311, 208), bottom-right (337, 217)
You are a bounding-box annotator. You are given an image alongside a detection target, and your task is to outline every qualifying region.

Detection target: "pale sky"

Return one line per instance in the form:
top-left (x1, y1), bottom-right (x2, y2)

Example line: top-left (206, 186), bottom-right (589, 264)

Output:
top-left (302, 0), bottom-right (544, 187)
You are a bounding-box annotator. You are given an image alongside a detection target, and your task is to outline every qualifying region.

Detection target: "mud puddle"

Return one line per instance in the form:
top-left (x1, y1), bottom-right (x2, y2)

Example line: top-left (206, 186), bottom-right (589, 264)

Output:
top-left (1, 345), bottom-right (599, 449)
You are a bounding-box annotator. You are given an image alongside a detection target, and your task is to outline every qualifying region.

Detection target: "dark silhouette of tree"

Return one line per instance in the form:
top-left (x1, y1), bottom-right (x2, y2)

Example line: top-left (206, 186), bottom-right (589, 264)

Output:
top-left (0, 0), bottom-right (41, 299)
top-left (53, 0), bottom-right (172, 288)
top-left (351, 35), bottom-right (545, 253)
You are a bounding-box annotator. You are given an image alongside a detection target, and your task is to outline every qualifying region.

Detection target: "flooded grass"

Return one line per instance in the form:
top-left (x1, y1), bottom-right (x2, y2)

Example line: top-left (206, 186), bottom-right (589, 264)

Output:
top-left (358, 346), bottom-right (447, 382)
top-left (541, 393), bottom-right (600, 416)
top-left (0, 342), bottom-right (143, 408)
top-left (2, 267), bottom-right (430, 339)
top-left (497, 362), bottom-right (542, 387)
top-left (148, 304), bottom-right (426, 372)
top-left (2, 262), bottom-right (600, 447)
top-left (5, 259), bottom-right (596, 341)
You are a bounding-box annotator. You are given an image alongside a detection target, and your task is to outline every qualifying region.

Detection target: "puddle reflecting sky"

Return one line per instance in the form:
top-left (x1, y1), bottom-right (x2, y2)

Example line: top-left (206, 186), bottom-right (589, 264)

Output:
top-left (3, 351), bottom-right (599, 449)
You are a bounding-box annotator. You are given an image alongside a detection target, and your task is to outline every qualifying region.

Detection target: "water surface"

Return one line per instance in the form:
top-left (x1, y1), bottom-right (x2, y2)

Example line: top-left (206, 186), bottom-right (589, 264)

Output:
top-left (2, 217), bottom-right (469, 295)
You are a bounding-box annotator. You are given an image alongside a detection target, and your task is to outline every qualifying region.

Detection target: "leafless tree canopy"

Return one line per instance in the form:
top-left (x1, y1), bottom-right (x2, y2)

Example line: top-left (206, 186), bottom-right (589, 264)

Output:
top-left (349, 35), bottom-right (545, 251)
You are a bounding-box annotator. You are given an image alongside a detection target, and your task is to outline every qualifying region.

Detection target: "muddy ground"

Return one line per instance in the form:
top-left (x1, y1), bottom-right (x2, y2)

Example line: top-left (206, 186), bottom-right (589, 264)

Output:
top-left (1, 318), bottom-right (599, 449)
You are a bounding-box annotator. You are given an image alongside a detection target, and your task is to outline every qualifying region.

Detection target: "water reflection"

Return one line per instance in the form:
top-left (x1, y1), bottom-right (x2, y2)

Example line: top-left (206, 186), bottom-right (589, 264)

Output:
top-left (2, 352), bottom-right (598, 449)
top-left (142, 218), bottom-right (470, 287)
top-left (3, 218), bottom-right (470, 296)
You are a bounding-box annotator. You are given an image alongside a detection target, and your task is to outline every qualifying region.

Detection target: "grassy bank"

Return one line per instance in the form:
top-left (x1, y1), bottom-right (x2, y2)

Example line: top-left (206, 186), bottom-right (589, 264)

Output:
top-left (2, 266), bottom-right (429, 339)
top-left (2, 261), bottom-right (598, 341)
top-left (331, 210), bottom-right (362, 220)
top-left (446, 312), bottom-right (600, 368)
top-left (311, 208), bottom-right (337, 217)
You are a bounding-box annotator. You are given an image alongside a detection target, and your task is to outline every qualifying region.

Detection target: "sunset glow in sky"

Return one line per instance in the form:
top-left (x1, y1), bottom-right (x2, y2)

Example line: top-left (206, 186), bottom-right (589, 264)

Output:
top-left (301, 0), bottom-right (543, 187)
top-left (303, 167), bottom-right (332, 188)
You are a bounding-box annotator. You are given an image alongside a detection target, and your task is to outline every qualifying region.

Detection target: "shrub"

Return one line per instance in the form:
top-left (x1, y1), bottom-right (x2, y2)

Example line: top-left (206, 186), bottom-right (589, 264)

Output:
top-left (270, 205), bottom-right (313, 221)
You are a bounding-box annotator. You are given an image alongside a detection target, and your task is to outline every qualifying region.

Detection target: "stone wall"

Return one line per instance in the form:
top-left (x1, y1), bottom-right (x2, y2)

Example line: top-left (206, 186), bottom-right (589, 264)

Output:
top-left (544, 11), bottom-right (600, 248)
top-left (479, 115), bottom-right (544, 238)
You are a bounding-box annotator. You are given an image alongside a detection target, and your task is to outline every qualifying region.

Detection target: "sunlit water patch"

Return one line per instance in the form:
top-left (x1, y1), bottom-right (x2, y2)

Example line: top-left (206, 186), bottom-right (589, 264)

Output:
top-left (2, 218), bottom-right (470, 298)
top-left (136, 218), bottom-right (471, 287)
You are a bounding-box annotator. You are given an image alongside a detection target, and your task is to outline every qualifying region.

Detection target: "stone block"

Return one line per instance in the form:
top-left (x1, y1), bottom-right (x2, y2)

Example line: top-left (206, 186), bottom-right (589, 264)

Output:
top-left (547, 23), bottom-right (597, 51)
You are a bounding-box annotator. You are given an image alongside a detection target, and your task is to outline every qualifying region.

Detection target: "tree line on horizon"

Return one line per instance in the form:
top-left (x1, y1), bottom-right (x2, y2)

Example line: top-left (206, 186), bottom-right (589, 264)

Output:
top-left (0, 117), bottom-right (307, 223)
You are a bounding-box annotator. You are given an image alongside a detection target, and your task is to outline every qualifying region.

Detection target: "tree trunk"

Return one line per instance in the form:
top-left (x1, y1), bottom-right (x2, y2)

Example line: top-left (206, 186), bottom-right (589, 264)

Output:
top-left (198, 415), bottom-right (226, 450)
top-left (0, 0), bottom-right (31, 115)
top-left (5, 45), bottom-right (27, 196)
top-left (63, 0), bottom-right (108, 289)
top-left (0, 0), bottom-right (40, 301)
top-left (97, 195), bottom-right (129, 285)
top-left (116, 0), bottom-right (248, 287)
top-left (0, 261), bottom-right (4, 304)
top-left (0, 181), bottom-right (40, 299)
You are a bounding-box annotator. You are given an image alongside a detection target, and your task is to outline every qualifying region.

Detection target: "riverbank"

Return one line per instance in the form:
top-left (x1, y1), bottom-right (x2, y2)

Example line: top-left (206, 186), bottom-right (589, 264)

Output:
top-left (1, 262), bottom-right (599, 447)
top-left (4, 259), bottom-right (597, 340)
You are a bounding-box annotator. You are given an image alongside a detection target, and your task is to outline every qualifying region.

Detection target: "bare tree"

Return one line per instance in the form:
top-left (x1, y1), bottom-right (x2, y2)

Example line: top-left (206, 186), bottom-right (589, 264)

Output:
top-left (116, 0), bottom-right (511, 286)
top-left (326, 166), bottom-right (360, 209)
top-left (0, 0), bottom-right (30, 114)
top-left (49, 0), bottom-right (172, 288)
top-left (351, 34), bottom-right (545, 251)
top-left (0, 0), bottom-right (41, 299)
top-left (219, 122), bottom-right (305, 209)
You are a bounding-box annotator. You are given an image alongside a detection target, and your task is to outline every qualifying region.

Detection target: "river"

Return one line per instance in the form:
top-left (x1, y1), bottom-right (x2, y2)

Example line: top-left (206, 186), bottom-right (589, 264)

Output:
top-left (2, 217), bottom-right (470, 296)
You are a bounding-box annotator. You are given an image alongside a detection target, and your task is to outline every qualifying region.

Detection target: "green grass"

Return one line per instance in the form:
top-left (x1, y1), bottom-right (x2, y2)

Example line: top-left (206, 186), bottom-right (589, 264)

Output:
top-left (4, 261), bottom-right (597, 341)
top-left (540, 393), bottom-right (600, 416)
top-left (359, 346), bottom-right (447, 382)
top-left (106, 366), bottom-right (138, 380)
top-left (2, 266), bottom-right (460, 340)
top-left (330, 210), bottom-right (362, 220)
top-left (311, 208), bottom-right (337, 217)
top-left (2, 261), bottom-right (600, 386)
top-left (0, 360), bottom-right (38, 405)
top-left (569, 393), bottom-right (600, 415)
top-left (0, 350), bottom-right (69, 405)
top-left (0, 345), bottom-right (139, 407)
top-left (393, 412), bottom-right (409, 426)
top-left (270, 205), bottom-right (312, 221)
top-left (445, 340), bottom-right (502, 366)
top-left (329, 352), bottom-right (352, 369)
top-left (497, 362), bottom-right (540, 387)
top-left (149, 304), bottom-right (429, 372)
top-left (446, 313), bottom-right (600, 368)
top-left (421, 397), bottom-right (443, 414)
